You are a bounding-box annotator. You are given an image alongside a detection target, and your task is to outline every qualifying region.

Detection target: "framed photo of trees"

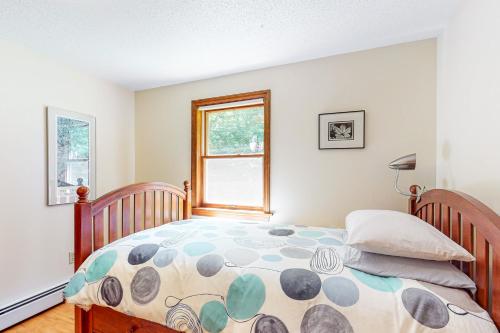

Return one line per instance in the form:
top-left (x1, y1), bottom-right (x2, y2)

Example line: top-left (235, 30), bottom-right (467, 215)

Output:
top-left (47, 107), bottom-right (96, 205)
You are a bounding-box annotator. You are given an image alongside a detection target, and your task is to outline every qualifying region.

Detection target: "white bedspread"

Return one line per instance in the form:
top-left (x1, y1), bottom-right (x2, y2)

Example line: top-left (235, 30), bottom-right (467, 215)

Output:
top-left (65, 219), bottom-right (498, 332)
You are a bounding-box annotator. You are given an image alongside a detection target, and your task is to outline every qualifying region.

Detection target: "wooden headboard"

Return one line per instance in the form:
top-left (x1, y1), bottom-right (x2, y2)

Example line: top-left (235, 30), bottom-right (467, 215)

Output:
top-left (408, 186), bottom-right (500, 327)
top-left (74, 181), bottom-right (192, 269)
top-left (74, 181), bottom-right (191, 333)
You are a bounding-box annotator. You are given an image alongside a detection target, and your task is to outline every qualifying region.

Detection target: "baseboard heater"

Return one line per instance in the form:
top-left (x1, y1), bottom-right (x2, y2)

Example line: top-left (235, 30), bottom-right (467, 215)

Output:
top-left (0, 283), bottom-right (67, 331)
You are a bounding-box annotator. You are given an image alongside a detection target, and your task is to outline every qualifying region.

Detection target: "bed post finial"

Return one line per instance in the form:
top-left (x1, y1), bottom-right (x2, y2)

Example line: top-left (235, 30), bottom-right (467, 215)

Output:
top-left (409, 185), bottom-right (418, 196)
top-left (183, 181), bottom-right (192, 219)
top-left (408, 185), bottom-right (418, 214)
top-left (74, 185), bottom-right (92, 333)
top-left (77, 186), bottom-right (90, 203)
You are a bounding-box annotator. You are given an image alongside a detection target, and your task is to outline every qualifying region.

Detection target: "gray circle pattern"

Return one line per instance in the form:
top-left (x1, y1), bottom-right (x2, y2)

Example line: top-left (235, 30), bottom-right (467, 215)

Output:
top-left (196, 254), bottom-right (225, 277)
top-left (402, 288), bottom-right (449, 329)
top-left (100, 276), bottom-right (123, 307)
top-left (128, 244), bottom-right (159, 265)
top-left (322, 277), bottom-right (359, 307)
top-left (269, 229), bottom-right (295, 236)
top-left (301, 304), bottom-right (353, 333)
top-left (130, 266), bottom-right (161, 304)
top-left (153, 249), bottom-right (178, 268)
top-left (280, 268), bottom-right (321, 300)
top-left (255, 315), bottom-right (289, 333)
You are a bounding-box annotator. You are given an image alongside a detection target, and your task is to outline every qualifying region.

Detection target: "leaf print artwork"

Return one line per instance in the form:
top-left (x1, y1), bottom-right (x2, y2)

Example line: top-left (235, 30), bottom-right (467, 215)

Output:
top-left (334, 124), bottom-right (352, 138)
top-left (328, 121), bottom-right (354, 141)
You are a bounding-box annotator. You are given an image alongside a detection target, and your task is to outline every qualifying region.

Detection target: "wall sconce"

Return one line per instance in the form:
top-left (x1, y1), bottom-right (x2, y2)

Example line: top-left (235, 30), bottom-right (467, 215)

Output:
top-left (388, 153), bottom-right (425, 199)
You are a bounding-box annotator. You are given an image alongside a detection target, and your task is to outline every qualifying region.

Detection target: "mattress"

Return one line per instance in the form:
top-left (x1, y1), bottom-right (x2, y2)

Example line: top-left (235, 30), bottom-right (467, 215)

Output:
top-left (64, 219), bottom-right (497, 332)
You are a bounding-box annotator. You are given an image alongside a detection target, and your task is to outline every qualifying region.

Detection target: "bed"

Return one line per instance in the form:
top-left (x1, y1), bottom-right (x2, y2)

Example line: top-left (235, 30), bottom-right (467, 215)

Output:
top-left (66, 181), bottom-right (500, 332)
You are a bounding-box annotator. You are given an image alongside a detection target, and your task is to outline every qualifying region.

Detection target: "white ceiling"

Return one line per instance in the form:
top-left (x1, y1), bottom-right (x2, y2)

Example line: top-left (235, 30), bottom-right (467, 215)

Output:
top-left (0, 1), bottom-right (460, 90)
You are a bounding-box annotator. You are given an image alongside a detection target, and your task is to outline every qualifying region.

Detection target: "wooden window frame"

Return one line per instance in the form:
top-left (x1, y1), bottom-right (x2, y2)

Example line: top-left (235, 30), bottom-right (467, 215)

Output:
top-left (191, 90), bottom-right (271, 220)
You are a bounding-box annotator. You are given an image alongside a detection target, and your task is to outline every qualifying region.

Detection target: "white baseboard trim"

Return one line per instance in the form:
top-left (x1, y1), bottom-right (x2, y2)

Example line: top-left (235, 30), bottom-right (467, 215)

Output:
top-left (0, 283), bottom-right (67, 331)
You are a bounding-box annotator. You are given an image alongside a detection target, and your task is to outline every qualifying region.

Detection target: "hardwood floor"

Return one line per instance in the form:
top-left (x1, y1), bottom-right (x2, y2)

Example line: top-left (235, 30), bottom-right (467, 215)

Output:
top-left (4, 303), bottom-right (74, 333)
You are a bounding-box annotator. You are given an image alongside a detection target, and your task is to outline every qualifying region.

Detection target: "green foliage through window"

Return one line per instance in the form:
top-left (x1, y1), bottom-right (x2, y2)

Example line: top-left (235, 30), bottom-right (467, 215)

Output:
top-left (207, 106), bottom-right (264, 155)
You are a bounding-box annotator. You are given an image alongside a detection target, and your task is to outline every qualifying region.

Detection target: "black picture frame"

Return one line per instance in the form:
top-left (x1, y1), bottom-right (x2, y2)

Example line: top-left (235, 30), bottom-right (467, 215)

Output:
top-left (318, 110), bottom-right (365, 149)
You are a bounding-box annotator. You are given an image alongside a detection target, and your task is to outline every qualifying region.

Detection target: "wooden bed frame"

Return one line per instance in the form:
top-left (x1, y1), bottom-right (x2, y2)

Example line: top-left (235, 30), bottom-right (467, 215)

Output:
top-left (74, 182), bottom-right (500, 332)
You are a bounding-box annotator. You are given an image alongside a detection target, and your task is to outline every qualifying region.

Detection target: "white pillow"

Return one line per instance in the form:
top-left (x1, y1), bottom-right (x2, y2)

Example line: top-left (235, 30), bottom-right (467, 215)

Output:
top-left (345, 210), bottom-right (475, 262)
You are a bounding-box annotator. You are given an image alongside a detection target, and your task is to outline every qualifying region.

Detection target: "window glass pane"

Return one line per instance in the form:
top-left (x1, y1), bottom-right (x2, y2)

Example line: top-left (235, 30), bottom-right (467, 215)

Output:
top-left (207, 106), bottom-right (264, 155)
top-left (205, 157), bottom-right (263, 207)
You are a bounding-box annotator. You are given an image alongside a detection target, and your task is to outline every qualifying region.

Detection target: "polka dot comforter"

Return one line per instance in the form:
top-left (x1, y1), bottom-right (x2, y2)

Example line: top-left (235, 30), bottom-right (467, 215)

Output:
top-left (64, 219), bottom-right (497, 333)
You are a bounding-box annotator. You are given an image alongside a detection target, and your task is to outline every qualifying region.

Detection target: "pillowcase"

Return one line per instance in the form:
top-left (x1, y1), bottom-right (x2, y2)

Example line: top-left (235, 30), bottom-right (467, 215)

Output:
top-left (339, 245), bottom-right (476, 294)
top-left (345, 210), bottom-right (474, 261)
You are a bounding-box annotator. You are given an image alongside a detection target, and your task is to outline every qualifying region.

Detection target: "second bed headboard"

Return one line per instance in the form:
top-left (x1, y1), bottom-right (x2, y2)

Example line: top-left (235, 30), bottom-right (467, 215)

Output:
top-left (408, 186), bottom-right (500, 327)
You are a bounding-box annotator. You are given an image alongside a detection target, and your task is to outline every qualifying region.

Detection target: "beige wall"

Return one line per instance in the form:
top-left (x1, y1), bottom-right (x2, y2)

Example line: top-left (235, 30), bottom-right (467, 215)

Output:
top-left (436, 0), bottom-right (500, 213)
top-left (136, 39), bottom-right (437, 227)
top-left (0, 40), bottom-right (135, 307)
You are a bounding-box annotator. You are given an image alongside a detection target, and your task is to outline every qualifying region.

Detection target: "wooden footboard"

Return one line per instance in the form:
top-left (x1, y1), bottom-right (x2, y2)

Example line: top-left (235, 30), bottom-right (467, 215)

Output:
top-left (74, 181), bottom-right (191, 333)
top-left (409, 186), bottom-right (500, 327)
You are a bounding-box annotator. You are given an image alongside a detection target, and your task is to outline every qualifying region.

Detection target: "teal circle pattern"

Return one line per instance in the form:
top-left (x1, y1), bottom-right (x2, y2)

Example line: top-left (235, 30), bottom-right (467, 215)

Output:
top-left (261, 255), bottom-right (283, 262)
top-left (318, 237), bottom-right (343, 246)
top-left (85, 250), bottom-right (118, 283)
top-left (64, 272), bottom-right (86, 297)
top-left (350, 269), bottom-right (402, 292)
top-left (200, 300), bottom-right (229, 333)
top-left (226, 274), bottom-right (266, 320)
top-left (297, 230), bottom-right (326, 238)
top-left (183, 242), bottom-right (216, 256)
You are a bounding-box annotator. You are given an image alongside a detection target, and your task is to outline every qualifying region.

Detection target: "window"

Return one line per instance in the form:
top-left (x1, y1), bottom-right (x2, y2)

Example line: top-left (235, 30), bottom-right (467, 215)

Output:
top-left (191, 90), bottom-right (271, 219)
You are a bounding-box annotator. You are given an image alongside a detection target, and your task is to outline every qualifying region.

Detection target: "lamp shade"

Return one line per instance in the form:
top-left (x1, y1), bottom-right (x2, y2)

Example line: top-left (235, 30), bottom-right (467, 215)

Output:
top-left (388, 153), bottom-right (416, 170)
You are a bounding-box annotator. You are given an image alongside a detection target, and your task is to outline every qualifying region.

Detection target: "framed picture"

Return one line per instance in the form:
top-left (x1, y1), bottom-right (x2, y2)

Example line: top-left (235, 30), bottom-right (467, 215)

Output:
top-left (318, 110), bottom-right (365, 149)
top-left (47, 107), bottom-right (96, 205)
